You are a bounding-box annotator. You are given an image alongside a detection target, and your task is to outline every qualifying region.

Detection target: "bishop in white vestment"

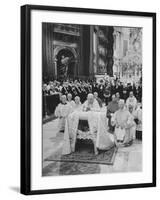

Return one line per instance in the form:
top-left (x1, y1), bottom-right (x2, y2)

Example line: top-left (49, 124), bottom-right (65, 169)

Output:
top-left (126, 91), bottom-right (137, 110)
top-left (55, 95), bottom-right (72, 132)
top-left (67, 93), bottom-right (75, 108)
top-left (112, 99), bottom-right (134, 145)
top-left (73, 96), bottom-right (82, 111)
top-left (82, 93), bottom-right (100, 112)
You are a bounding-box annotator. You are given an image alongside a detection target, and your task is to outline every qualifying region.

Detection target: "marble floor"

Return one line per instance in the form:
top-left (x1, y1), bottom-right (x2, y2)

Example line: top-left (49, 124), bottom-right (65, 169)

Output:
top-left (42, 119), bottom-right (142, 176)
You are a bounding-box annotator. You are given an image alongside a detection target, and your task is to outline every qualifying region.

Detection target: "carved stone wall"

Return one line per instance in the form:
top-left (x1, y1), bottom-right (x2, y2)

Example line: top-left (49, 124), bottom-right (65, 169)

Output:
top-left (96, 26), bottom-right (114, 76)
top-left (42, 23), bottom-right (114, 81)
top-left (42, 23), bottom-right (81, 81)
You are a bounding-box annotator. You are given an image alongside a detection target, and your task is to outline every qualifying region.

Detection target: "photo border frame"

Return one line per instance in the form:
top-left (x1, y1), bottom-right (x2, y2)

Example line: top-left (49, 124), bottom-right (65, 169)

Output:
top-left (20, 4), bottom-right (156, 195)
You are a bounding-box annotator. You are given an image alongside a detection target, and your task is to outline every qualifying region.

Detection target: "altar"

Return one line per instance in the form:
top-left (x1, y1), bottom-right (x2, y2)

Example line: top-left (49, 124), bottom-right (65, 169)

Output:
top-left (62, 110), bottom-right (115, 155)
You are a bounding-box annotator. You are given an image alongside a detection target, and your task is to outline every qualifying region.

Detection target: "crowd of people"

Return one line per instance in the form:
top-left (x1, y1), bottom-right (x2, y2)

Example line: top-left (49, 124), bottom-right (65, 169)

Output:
top-left (43, 77), bottom-right (142, 105)
top-left (50, 77), bottom-right (142, 148)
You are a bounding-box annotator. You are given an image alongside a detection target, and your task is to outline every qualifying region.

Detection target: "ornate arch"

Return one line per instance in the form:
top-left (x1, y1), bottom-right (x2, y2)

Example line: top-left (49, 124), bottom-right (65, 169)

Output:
top-left (53, 46), bottom-right (78, 60)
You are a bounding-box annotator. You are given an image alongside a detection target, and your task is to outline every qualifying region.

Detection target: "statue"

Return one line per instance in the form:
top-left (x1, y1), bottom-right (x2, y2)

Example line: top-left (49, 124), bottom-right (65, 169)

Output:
top-left (60, 55), bottom-right (70, 79)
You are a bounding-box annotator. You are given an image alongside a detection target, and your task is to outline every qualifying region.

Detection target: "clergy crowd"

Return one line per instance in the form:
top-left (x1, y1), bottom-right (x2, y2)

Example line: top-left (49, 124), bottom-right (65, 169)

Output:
top-left (52, 77), bottom-right (142, 150)
top-left (43, 78), bottom-right (142, 104)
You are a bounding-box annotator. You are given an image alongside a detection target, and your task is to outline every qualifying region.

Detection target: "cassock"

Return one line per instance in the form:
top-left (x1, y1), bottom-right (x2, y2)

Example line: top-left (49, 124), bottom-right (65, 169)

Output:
top-left (138, 86), bottom-right (142, 102)
top-left (104, 87), bottom-right (111, 105)
top-left (61, 86), bottom-right (68, 95)
top-left (107, 101), bottom-right (119, 132)
top-left (80, 88), bottom-right (88, 103)
top-left (122, 90), bottom-right (128, 102)
top-left (135, 107), bottom-right (142, 140)
top-left (92, 83), bottom-right (98, 93)
top-left (98, 84), bottom-right (104, 100)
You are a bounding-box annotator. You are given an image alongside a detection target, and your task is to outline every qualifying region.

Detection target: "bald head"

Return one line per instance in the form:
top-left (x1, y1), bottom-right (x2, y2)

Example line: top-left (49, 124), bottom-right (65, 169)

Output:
top-left (75, 96), bottom-right (80, 104)
top-left (93, 92), bottom-right (98, 99)
top-left (87, 93), bottom-right (94, 104)
top-left (128, 104), bottom-right (133, 113)
top-left (61, 95), bottom-right (67, 104)
top-left (118, 99), bottom-right (125, 110)
top-left (112, 94), bottom-right (116, 102)
top-left (87, 93), bottom-right (94, 99)
top-left (67, 93), bottom-right (72, 101)
top-left (116, 92), bottom-right (120, 99)
top-left (129, 91), bottom-right (134, 97)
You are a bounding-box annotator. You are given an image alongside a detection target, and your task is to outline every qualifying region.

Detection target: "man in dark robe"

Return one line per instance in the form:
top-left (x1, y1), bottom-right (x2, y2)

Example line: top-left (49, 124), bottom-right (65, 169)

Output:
top-left (61, 85), bottom-right (68, 95)
top-left (138, 84), bottom-right (142, 102)
top-left (94, 92), bottom-right (103, 108)
top-left (104, 86), bottom-right (111, 106)
top-left (107, 94), bottom-right (119, 133)
top-left (80, 86), bottom-right (87, 103)
top-left (127, 83), bottom-right (133, 97)
top-left (122, 88), bottom-right (128, 102)
top-left (98, 83), bottom-right (105, 101)
top-left (92, 82), bottom-right (98, 93)
top-left (119, 82), bottom-right (124, 98)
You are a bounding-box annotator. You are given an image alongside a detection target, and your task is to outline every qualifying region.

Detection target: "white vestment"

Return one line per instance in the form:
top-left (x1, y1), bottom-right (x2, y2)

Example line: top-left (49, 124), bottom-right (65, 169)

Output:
top-left (128, 112), bottom-right (136, 140)
top-left (62, 111), bottom-right (115, 155)
top-left (73, 103), bottom-right (82, 111)
top-left (82, 99), bottom-right (100, 112)
top-left (112, 109), bottom-right (134, 142)
top-left (126, 96), bottom-right (137, 110)
top-left (67, 100), bottom-right (75, 108)
top-left (135, 107), bottom-right (142, 131)
top-left (54, 103), bottom-right (72, 132)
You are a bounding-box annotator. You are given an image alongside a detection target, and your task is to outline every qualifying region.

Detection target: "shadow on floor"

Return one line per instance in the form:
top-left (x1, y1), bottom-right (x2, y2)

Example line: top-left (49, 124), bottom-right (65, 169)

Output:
top-left (9, 186), bottom-right (20, 193)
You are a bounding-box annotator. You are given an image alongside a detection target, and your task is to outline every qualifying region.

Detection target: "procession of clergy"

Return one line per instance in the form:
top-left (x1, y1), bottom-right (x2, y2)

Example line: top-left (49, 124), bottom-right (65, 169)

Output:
top-left (54, 84), bottom-right (142, 155)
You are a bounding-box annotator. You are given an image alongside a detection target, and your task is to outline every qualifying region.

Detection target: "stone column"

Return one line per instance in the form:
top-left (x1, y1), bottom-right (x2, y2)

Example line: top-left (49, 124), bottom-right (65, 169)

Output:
top-left (106, 27), bottom-right (114, 76)
top-left (54, 58), bottom-right (58, 79)
top-left (89, 26), bottom-right (93, 77)
top-left (93, 26), bottom-right (98, 75)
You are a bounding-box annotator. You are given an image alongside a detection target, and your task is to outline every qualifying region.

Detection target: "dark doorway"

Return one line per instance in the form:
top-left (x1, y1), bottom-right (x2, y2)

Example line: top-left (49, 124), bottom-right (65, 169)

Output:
top-left (56, 49), bottom-right (76, 80)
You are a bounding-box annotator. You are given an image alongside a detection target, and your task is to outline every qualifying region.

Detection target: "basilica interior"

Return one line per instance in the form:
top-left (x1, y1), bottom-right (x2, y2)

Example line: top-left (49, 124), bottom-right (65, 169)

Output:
top-left (42, 23), bottom-right (142, 83)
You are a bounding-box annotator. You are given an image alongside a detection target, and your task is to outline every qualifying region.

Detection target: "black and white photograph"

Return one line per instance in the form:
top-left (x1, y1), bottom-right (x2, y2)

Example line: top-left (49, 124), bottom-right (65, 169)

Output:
top-left (20, 5), bottom-right (156, 194)
top-left (42, 23), bottom-right (143, 176)
top-left (0, 0), bottom-right (159, 198)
